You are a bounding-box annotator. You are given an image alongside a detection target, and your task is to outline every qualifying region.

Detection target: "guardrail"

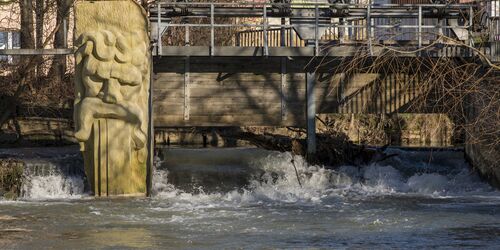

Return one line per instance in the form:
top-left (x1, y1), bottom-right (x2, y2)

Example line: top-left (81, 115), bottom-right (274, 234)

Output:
top-left (151, 1), bottom-right (483, 57)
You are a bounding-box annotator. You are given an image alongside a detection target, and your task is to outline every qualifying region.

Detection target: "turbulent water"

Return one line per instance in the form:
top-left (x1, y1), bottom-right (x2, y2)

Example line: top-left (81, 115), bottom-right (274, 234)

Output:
top-left (0, 147), bottom-right (499, 249)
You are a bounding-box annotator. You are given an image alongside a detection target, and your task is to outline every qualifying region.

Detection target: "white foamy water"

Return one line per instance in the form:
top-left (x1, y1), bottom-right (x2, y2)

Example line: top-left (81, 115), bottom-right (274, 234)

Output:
top-left (13, 147), bottom-right (497, 203)
top-left (21, 174), bottom-right (85, 200)
top-left (152, 148), bottom-right (498, 208)
top-left (1, 147), bottom-right (499, 249)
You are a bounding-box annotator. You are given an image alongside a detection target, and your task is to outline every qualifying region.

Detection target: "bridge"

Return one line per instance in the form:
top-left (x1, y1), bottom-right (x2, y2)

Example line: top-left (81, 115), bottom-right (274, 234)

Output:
top-left (149, 1), bottom-right (498, 154)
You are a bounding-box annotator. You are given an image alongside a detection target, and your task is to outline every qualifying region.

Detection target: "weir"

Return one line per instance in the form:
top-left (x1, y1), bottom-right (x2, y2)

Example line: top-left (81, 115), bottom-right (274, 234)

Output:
top-left (1, 0), bottom-right (499, 196)
top-left (79, 0), bottom-right (497, 196)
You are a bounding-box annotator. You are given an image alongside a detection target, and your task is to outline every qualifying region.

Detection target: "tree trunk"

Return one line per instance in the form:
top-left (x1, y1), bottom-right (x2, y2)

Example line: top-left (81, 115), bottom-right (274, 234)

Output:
top-left (19, 0), bottom-right (35, 84)
top-left (0, 0), bottom-right (35, 130)
top-left (35, 0), bottom-right (44, 78)
top-left (20, 0), bottom-right (35, 50)
top-left (49, 0), bottom-right (72, 85)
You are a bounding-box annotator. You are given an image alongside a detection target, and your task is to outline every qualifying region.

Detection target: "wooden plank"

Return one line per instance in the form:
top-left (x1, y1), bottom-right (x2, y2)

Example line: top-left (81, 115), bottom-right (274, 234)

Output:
top-left (154, 114), bottom-right (303, 127)
top-left (154, 103), bottom-right (185, 115)
top-left (189, 88), bottom-right (282, 98)
top-left (153, 89), bottom-right (184, 99)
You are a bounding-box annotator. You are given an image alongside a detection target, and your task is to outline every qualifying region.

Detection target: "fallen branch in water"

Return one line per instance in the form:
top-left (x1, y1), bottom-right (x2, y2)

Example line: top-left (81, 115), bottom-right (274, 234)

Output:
top-left (290, 156), bottom-right (303, 188)
top-left (226, 129), bottom-right (397, 168)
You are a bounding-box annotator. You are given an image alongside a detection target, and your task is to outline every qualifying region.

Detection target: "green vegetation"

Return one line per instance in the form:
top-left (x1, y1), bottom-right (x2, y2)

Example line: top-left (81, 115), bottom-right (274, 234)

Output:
top-left (0, 159), bottom-right (24, 199)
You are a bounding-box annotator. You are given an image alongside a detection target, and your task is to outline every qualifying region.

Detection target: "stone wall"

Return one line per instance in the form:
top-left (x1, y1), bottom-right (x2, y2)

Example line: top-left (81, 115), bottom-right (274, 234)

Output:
top-left (465, 82), bottom-right (500, 188)
top-left (154, 113), bottom-right (456, 148)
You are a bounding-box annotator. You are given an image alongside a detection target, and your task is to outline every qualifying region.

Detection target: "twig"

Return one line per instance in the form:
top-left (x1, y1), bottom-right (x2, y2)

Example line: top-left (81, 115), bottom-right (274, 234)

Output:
top-left (290, 155), bottom-right (302, 188)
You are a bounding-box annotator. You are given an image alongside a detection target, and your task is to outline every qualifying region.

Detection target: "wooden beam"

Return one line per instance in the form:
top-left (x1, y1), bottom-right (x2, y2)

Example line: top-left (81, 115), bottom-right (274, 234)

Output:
top-left (184, 57), bottom-right (190, 121)
top-left (0, 48), bottom-right (73, 55)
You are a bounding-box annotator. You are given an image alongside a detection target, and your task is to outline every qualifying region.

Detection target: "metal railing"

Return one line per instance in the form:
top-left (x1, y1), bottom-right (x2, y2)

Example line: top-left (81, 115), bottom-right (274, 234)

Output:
top-left (236, 27), bottom-right (305, 47)
top-left (489, 0), bottom-right (500, 61)
top-left (151, 1), bottom-right (483, 57)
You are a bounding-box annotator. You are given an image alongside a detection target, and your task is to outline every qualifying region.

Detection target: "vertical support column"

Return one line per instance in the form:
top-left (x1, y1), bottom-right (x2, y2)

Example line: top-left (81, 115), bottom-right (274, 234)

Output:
top-left (306, 71), bottom-right (316, 157)
top-left (367, 4), bottom-right (372, 55)
top-left (469, 6), bottom-right (473, 57)
top-left (437, 18), bottom-right (443, 57)
top-left (314, 3), bottom-right (319, 56)
top-left (184, 57), bottom-right (190, 121)
top-left (184, 15), bottom-right (190, 121)
top-left (418, 6), bottom-right (422, 53)
top-left (280, 18), bottom-right (286, 47)
top-left (281, 57), bottom-right (287, 121)
top-left (185, 23), bottom-right (190, 46)
top-left (7, 31), bottom-right (12, 64)
top-left (263, 4), bottom-right (268, 56)
top-left (146, 56), bottom-right (154, 197)
top-left (339, 18), bottom-right (345, 44)
top-left (157, 3), bottom-right (162, 56)
top-left (210, 4), bottom-right (215, 56)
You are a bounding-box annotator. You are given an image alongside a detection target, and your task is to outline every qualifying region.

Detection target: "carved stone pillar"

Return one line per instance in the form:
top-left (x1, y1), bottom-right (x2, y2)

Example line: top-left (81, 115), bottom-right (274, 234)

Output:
top-left (74, 0), bottom-right (150, 196)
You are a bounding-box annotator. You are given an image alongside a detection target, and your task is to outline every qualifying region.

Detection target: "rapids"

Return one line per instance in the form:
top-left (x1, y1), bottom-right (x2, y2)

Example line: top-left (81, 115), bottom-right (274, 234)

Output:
top-left (0, 147), bottom-right (499, 249)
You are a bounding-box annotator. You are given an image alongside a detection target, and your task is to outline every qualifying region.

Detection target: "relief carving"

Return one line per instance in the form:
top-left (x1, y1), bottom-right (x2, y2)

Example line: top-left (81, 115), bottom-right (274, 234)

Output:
top-left (74, 0), bottom-right (150, 196)
top-left (74, 30), bottom-right (149, 151)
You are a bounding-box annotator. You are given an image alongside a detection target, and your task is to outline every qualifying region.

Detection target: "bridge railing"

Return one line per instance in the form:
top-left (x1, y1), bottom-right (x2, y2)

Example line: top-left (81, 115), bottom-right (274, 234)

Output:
top-left (488, 0), bottom-right (500, 61)
top-left (151, 1), bottom-right (488, 58)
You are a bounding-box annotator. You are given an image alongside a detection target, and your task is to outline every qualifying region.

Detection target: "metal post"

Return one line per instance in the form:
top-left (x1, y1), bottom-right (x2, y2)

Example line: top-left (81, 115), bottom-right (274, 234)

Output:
top-left (469, 6), bottom-right (473, 57)
top-left (146, 53), bottom-right (154, 197)
top-left (418, 6), bottom-right (422, 51)
top-left (315, 3), bottom-right (319, 55)
top-left (367, 4), bottom-right (372, 55)
top-left (281, 57), bottom-right (287, 121)
top-left (185, 22), bottom-right (190, 46)
top-left (340, 18), bottom-right (345, 43)
top-left (184, 58), bottom-right (190, 121)
top-left (184, 16), bottom-right (190, 121)
top-left (306, 72), bottom-right (316, 156)
top-left (157, 3), bottom-right (162, 55)
top-left (280, 18), bottom-right (286, 47)
top-left (263, 4), bottom-right (268, 56)
top-left (210, 3), bottom-right (215, 56)
top-left (7, 31), bottom-right (12, 64)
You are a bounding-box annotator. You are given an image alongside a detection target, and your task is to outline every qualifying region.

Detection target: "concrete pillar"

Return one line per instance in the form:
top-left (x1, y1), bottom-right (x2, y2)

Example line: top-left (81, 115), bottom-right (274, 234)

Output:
top-left (306, 72), bottom-right (316, 157)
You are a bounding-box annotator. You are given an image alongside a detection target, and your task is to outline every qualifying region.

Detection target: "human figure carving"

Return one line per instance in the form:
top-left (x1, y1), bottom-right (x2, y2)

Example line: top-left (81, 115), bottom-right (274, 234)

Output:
top-left (74, 30), bottom-right (149, 151)
top-left (74, 0), bottom-right (150, 196)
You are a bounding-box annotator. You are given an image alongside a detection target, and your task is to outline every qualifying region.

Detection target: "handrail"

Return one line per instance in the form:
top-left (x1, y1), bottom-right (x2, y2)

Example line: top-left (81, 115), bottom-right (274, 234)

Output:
top-left (149, 1), bottom-right (500, 61)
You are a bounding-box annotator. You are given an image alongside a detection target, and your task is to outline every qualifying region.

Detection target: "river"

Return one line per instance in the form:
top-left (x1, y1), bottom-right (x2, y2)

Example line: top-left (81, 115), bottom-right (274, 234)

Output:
top-left (0, 147), bottom-right (499, 249)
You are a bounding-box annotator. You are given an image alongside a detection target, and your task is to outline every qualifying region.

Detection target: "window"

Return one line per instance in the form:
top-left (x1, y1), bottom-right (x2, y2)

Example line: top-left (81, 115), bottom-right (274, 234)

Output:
top-left (0, 31), bottom-right (21, 63)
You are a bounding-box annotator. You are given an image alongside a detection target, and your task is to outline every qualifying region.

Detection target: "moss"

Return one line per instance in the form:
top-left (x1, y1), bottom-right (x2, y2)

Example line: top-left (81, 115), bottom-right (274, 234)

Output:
top-left (0, 159), bottom-right (25, 200)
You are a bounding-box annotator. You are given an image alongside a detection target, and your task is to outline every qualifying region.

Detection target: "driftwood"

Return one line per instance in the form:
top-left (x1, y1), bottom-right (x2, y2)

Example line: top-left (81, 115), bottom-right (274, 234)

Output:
top-left (228, 130), bottom-right (397, 168)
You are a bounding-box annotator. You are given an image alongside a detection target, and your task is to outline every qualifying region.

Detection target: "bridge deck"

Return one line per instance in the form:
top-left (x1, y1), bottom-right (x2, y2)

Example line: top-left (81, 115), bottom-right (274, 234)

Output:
top-left (157, 45), bottom-right (473, 58)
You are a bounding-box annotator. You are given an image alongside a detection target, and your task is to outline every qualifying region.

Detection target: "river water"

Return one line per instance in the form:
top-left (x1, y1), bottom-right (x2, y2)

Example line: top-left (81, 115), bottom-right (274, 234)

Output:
top-left (0, 147), bottom-right (499, 249)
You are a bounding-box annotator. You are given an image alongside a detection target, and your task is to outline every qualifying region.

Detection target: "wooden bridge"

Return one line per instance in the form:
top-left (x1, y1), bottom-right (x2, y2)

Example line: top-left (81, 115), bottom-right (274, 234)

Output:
top-left (1, 0), bottom-right (500, 154)
top-left (150, 1), bottom-right (499, 154)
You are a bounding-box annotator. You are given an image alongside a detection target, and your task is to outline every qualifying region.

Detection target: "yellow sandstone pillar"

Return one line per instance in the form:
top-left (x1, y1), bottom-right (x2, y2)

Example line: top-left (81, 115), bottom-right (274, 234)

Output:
top-left (74, 0), bottom-right (150, 196)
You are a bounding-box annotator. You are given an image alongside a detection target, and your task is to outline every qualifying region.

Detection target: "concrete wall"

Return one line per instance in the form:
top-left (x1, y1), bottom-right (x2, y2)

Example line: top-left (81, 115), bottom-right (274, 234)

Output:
top-left (465, 82), bottom-right (500, 188)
